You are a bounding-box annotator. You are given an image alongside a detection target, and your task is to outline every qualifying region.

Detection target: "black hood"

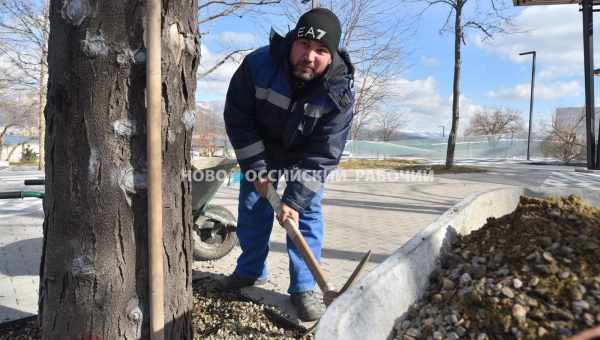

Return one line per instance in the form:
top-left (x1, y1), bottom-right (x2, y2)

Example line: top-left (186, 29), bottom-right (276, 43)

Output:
top-left (269, 29), bottom-right (355, 111)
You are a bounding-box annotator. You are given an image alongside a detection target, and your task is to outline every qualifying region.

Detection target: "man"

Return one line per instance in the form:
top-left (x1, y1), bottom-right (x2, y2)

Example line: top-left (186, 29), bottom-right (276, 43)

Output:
top-left (222, 8), bottom-right (354, 322)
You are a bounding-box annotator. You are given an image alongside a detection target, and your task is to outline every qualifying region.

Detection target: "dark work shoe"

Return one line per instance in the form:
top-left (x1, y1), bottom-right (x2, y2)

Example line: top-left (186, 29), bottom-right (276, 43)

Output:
top-left (290, 291), bottom-right (324, 322)
top-left (216, 273), bottom-right (266, 291)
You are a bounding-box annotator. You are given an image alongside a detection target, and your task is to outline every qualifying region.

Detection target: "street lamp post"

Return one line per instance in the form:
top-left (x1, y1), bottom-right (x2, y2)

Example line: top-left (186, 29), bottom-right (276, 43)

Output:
top-left (513, 0), bottom-right (597, 169)
top-left (583, 0), bottom-right (598, 169)
top-left (519, 51), bottom-right (536, 161)
top-left (440, 125), bottom-right (445, 138)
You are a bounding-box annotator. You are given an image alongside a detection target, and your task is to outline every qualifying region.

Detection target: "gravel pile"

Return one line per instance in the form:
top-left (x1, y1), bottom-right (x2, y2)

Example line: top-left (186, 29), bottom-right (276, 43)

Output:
top-left (394, 195), bottom-right (600, 340)
top-left (0, 277), bottom-right (309, 339)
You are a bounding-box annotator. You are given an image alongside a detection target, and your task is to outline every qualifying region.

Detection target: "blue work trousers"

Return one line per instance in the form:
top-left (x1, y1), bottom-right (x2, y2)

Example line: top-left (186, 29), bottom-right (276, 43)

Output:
top-left (234, 177), bottom-right (324, 294)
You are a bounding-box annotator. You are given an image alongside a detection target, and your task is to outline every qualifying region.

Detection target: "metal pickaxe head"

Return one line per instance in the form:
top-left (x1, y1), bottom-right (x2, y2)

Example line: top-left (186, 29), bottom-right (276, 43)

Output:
top-left (265, 184), bottom-right (371, 306)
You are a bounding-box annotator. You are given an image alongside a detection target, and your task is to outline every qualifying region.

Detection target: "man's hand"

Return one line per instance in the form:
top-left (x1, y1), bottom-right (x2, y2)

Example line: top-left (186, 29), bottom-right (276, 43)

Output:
top-left (254, 177), bottom-right (272, 198)
top-left (277, 203), bottom-right (299, 227)
top-left (254, 179), bottom-right (299, 226)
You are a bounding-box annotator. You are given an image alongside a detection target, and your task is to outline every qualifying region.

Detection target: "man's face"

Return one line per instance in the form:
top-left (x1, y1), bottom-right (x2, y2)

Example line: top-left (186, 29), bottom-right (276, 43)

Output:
top-left (289, 38), bottom-right (332, 81)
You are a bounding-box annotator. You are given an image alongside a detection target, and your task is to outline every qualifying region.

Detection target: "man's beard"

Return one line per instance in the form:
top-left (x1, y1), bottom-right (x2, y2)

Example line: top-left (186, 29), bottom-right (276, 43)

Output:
top-left (292, 62), bottom-right (317, 81)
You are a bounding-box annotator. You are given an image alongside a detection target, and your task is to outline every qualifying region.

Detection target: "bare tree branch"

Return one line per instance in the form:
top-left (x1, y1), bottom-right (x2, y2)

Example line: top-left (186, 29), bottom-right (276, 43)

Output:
top-left (0, 94), bottom-right (37, 160)
top-left (542, 108), bottom-right (586, 164)
top-left (465, 107), bottom-right (524, 146)
top-left (198, 48), bottom-right (252, 79)
top-left (374, 111), bottom-right (405, 141)
top-left (0, 0), bottom-right (48, 91)
top-left (198, 0), bottom-right (282, 24)
top-left (199, 0), bottom-right (281, 11)
top-left (196, 0), bottom-right (282, 82)
top-left (192, 103), bottom-right (227, 156)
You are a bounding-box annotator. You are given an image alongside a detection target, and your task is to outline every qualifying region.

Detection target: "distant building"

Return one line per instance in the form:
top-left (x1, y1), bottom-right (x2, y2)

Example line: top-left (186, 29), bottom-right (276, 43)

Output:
top-left (554, 107), bottom-right (600, 138)
top-left (191, 135), bottom-right (232, 158)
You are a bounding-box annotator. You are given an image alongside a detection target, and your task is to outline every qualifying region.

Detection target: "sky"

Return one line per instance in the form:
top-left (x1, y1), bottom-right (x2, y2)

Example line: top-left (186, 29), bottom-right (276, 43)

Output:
top-left (197, 1), bottom-right (600, 135)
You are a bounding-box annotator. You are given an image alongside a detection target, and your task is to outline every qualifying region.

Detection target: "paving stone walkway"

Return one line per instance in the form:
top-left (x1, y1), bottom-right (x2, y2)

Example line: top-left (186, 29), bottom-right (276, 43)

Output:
top-left (192, 171), bottom-right (513, 325)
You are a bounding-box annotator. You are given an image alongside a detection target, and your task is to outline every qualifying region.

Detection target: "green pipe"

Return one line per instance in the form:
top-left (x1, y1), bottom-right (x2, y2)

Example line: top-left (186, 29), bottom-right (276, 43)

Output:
top-left (0, 191), bottom-right (44, 199)
top-left (21, 192), bottom-right (44, 199)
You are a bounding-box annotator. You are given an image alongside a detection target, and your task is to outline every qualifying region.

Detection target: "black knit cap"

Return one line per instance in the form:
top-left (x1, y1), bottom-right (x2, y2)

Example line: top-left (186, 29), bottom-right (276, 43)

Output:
top-left (293, 8), bottom-right (341, 54)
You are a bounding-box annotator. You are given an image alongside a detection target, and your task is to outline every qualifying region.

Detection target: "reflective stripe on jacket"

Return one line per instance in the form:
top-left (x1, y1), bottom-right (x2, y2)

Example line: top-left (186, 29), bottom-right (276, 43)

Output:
top-left (224, 30), bottom-right (355, 212)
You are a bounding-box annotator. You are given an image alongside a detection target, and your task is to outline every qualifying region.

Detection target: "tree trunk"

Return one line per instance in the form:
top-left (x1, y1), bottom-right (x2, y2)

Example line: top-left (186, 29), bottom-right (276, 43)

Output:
top-left (40, 0), bottom-right (199, 339)
top-left (1, 125), bottom-right (15, 142)
top-left (38, 54), bottom-right (47, 171)
top-left (446, 1), bottom-right (462, 169)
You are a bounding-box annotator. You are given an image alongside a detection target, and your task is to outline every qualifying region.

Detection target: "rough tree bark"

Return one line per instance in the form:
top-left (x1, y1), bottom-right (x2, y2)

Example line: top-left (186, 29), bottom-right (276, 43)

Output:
top-left (40, 0), bottom-right (199, 339)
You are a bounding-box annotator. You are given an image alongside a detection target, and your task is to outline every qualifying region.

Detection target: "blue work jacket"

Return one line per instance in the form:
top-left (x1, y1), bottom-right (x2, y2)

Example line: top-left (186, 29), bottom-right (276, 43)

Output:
top-left (224, 30), bottom-right (355, 212)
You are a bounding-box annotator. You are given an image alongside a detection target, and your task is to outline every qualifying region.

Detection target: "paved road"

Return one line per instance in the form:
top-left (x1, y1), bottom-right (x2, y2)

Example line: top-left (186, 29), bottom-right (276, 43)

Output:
top-left (0, 167), bottom-right (44, 192)
top-left (0, 167), bottom-right (44, 322)
top-left (448, 160), bottom-right (600, 191)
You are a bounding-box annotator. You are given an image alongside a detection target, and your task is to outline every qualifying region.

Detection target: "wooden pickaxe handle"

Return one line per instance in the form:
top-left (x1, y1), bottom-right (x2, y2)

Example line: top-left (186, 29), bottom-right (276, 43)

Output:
top-left (265, 185), bottom-right (336, 302)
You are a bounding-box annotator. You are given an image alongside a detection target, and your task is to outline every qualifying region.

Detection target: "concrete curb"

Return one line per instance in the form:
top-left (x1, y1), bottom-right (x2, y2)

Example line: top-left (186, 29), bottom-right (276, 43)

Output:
top-left (315, 187), bottom-right (600, 340)
top-left (575, 167), bottom-right (600, 174)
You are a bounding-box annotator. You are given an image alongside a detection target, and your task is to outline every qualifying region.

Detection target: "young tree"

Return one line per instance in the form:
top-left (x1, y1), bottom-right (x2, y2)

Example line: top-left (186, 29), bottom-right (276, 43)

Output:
top-left (374, 111), bottom-right (405, 141)
top-left (0, 0), bottom-right (49, 170)
top-left (542, 108), bottom-right (586, 164)
top-left (0, 94), bottom-right (36, 159)
top-left (193, 103), bottom-right (227, 155)
top-left (40, 0), bottom-right (199, 339)
top-left (412, 0), bottom-right (512, 168)
top-left (465, 108), bottom-right (524, 147)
